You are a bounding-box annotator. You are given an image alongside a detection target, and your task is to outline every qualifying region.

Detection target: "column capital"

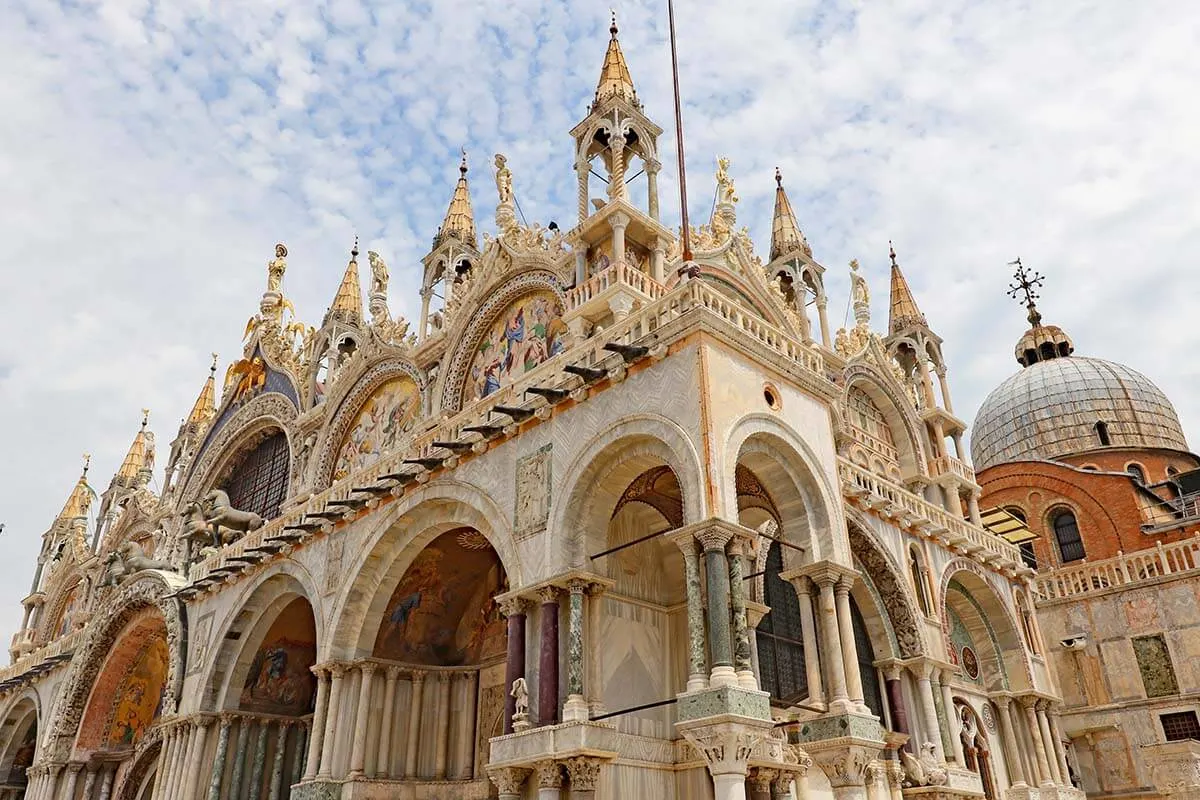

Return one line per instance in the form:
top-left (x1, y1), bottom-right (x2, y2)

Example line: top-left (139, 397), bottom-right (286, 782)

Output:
top-left (1018, 694), bottom-right (1041, 710)
top-left (327, 662), bottom-right (348, 679)
top-left (785, 559), bottom-right (858, 588)
top-left (808, 741), bottom-right (880, 789)
top-left (410, 669), bottom-right (427, 684)
top-left (357, 661), bottom-right (377, 678)
top-left (993, 694), bottom-right (1013, 710)
top-left (498, 597), bottom-right (528, 617)
top-left (385, 664), bottom-right (404, 681)
top-left (749, 767), bottom-right (780, 792)
top-left (533, 759), bottom-right (564, 789)
top-left (536, 585), bottom-right (561, 603)
top-left (607, 211), bottom-right (632, 230)
top-left (488, 766), bottom-right (530, 794)
top-left (564, 756), bottom-right (603, 790)
top-left (66, 762), bottom-right (85, 775)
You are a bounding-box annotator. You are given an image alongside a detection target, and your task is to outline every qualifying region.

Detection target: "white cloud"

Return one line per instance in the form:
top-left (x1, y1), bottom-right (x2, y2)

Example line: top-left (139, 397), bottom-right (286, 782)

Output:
top-left (1, 0), bottom-right (1198, 638)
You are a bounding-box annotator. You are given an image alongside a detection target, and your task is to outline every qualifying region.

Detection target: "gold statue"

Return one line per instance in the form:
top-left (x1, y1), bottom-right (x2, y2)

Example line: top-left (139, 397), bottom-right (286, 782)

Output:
top-left (368, 251), bottom-right (389, 295)
top-left (494, 153), bottom-right (513, 204)
top-left (267, 243), bottom-right (288, 293)
top-left (716, 157), bottom-right (739, 205)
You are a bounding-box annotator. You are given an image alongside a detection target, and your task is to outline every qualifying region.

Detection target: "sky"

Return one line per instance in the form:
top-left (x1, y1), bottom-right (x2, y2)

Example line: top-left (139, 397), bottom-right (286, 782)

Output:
top-left (1, 0), bottom-right (1198, 640)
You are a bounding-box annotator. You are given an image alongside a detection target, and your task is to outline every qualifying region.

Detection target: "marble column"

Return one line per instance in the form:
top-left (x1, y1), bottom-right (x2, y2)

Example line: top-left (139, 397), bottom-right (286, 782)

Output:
top-left (267, 722), bottom-right (289, 800)
top-left (817, 297), bottom-right (832, 348)
top-left (43, 764), bottom-right (62, 800)
top-left (80, 765), bottom-right (98, 800)
top-left (491, 766), bottom-right (530, 800)
top-left (1010, 697), bottom-right (1038, 786)
top-left (535, 759), bottom-right (564, 800)
top-left (675, 533), bottom-right (708, 692)
top-left (885, 761), bottom-right (905, 800)
top-left (882, 668), bottom-right (911, 750)
top-left (457, 671), bottom-right (479, 779)
top-left (912, 665), bottom-right (942, 760)
top-left (501, 599), bottom-right (527, 735)
top-left (565, 757), bottom-right (601, 800)
top-left (994, 698), bottom-right (1026, 787)
top-left (563, 579), bottom-right (590, 721)
top-left (62, 763), bottom-right (83, 800)
top-left (149, 731), bottom-right (171, 800)
top-left (377, 666), bottom-right (401, 778)
top-left (816, 575), bottom-right (849, 706)
top-left (647, 161), bottom-right (661, 221)
top-left (834, 577), bottom-right (866, 710)
top-left (748, 767), bottom-right (777, 800)
top-left (1048, 708), bottom-right (1073, 787)
top-left (96, 764), bottom-right (115, 800)
top-left (405, 671), bottom-right (425, 778)
top-left (1021, 697), bottom-right (1053, 786)
top-left (728, 538), bottom-right (756, 690)
top-left (303, 668), bottom-right (329, 780)
top-left (247, 719), bottom-right (270, 800)
top-left (538, 587), bottom-right (561, 726)
top-left (318, 665), bottom-right (346, 779)
top-left (652, 238), bottom-right (667, 283)
top-left (609, 212), bottom-right (630, 266)
top-left (168, 724), bottom-right (192, 800)
top-left (348, 663), bottom-right (376, 778)
top-left (1036, 702), bottom-right (1062, 785)
top-left (206, 716), bottom-right (233, 800)
top-left (435, 672), bottom-right (453, 778)
top-left (289, 723), bottom-right (309, 789)
top-left (608, 134), bottom-right (627, 201)
top-left (185, 718), bottom-right (211, 800)
top-left (699, 528), bottom-right (737, 687)
top-left (937, 670), bottom-right (964, 764)
top-left (229, 720), bottom-right (252, 800)
top-left (790, 576), bottom-right (825, 706)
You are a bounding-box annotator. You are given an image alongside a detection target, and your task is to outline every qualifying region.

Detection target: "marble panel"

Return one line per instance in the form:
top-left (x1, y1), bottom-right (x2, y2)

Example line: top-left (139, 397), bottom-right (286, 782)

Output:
top-left (1099, 639), bottom-right (1144, 700)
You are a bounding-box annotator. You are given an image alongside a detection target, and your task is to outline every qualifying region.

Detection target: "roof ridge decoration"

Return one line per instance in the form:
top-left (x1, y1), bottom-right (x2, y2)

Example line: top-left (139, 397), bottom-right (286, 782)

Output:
top-left (593, 11), bottom-right (639, 110)
top-left (769, 168), bottom-right (812, 261)
top-left (434, 152), bottom-right (478, 251)
top-left (1006, 258), bottom-right (1074, 367)
top-left (835, 259), bottom-right (874, 359)
top-left (887, 243), bottom-right (928, 336)
top-left (242, 243), bottom-right (314, 384)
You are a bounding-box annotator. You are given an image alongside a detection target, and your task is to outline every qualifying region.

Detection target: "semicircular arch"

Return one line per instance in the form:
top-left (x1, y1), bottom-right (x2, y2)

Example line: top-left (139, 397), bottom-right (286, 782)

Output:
top-left (841, 364), bottom-right (928, 480)
top-left (845, 512), bottom-right (927, 659)
top-left (181, 392), bottom-right (297, 503)
top-left (938, 560), bottom-right (1031, 692)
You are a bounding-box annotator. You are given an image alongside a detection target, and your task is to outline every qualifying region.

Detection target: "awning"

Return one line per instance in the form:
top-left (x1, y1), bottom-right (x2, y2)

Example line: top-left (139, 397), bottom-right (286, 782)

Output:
top-left (980, 506), bottom-right (1038, 544)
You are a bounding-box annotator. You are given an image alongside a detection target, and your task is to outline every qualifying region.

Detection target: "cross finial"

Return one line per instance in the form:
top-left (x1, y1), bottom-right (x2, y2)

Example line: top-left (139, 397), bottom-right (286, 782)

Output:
top-left (889, 240), bottom-right (898, 267)
top-left (210, 353), bottom-right (219, 373)
top-left (82, 453), bottom-right (91, 477)
top-left (1006, 257), bottom-right (1045, 326)
top-left (610, 9), bottom-right (618, 35)
top-left (351, 235), bottom-right (359, 260)
top-left (141, 408), bottom-right (150, 428)
top-left (459, 147), bottom-right (468, 175)
top-left (775, 167), bottom-right (783, 188)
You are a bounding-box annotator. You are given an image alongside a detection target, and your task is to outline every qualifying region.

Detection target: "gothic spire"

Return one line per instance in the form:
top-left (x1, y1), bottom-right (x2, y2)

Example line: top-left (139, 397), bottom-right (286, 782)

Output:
top-left (326, 238), bottom-right (364, 324)
top-left (594, 11), bottom-right (638, 109)
top-left (187, 355), bottom-right (218, 426)
top-left (115, 410), bottom-right (154, 481)
top-left (769, 168), bottom-right (811, 261)
top-left (433, 153), bottom-right (477, 250)
top-left (887, 243), bottom-right (928, 335)
top-left (58, 455), bottom-right (95, 521)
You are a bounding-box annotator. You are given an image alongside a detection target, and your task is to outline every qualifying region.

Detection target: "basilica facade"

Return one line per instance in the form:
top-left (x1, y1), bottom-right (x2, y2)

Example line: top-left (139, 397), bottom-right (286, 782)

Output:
top-left (0, 23), bottom-right (1079, 800)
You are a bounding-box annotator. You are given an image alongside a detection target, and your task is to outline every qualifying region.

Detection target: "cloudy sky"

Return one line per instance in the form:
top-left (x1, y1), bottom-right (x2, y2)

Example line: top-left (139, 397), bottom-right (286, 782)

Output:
top-left (1, 0), bottom-right (1198, 639)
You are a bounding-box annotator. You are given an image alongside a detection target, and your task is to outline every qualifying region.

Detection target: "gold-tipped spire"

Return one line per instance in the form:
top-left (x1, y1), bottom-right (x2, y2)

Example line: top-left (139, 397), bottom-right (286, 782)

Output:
top-left (887, 243), bottom-right (928, 335)
top-left (593, 11), bottom-right (638, 108)
top-left (187, 355), bottom-right (219, 426)
top-left (328, 238), bottom-right (364, 322)
top-left (116, 410), bottom-right (153, 480)
top-left (58, 454), bottom-right (96, 521)
top-left (433, 152), bottom-right (477, 250)
top-left (769, 168), bottom-right (812, 261)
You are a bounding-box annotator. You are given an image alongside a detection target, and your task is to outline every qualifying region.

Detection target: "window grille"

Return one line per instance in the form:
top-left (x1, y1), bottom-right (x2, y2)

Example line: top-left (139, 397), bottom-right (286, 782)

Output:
top-left (756, 542), bottom-right (809, 705)
top-left (1161, 711), bottom-right (1200, 742)
top-left (222, 432), bottom-right (290, 522)
top-left (1051, 511), bottom-right (1085, 563)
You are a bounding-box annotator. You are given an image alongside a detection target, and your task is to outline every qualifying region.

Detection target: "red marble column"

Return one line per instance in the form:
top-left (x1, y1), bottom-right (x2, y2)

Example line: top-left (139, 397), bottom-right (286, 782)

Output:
top-left (502, 598), bottom-right (528, 735)
top-left (885, 672), bottom-right (912, 752)
top-left (538, 587), bottom-right (560, 726)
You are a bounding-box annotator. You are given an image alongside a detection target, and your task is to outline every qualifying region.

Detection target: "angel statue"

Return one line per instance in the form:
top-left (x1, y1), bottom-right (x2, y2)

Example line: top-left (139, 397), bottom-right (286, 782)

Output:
top-left (267, 243), bottom-right (288, 293)
top-left (368, 250), bottom-right (389, 295)
top-left (716, 157), bottom-right (739, 205)
top-left (494, 153), bottom-right (513, 204)
top-left (850, 259), bottom-right (870, 306)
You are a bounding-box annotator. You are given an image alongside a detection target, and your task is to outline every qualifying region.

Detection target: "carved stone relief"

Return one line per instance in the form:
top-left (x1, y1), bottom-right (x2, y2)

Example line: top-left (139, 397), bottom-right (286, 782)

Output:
top-left (514, 444), bottom-right (552, 541)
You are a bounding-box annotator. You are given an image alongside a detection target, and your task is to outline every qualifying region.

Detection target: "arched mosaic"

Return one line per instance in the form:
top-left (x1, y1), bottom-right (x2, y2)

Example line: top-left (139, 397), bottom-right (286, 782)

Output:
top-left (105, 633), bottom-right (169, 746)
top-left (466, 291), bottom-right (567, 402)
top-left (331, 375), bottom-right (421, 482)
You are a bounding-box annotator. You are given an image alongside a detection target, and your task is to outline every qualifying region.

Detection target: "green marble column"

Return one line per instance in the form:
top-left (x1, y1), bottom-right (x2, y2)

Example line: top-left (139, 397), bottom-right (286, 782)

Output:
top-left (728, 539), bottom-right (753, 677)
top-left (208, 716), bottom-right (233, 800)
top-left (247, 719), bottom-right (271, 800)
top-left (267, 721), bottom-right (289, 800)
top-left (674, 534), bottom-right (707, 692)
top-left (229, 719), bottom-right (250, 800)
top-left (566, 582), bottom-right (586, 698)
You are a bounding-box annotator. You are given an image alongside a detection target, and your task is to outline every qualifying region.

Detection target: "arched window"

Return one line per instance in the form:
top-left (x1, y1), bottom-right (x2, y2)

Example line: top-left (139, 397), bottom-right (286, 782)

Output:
top-left (1167, 466), bottom-right (1180, 478)
top-left (909, 546), bottom-right (932, 616)
top-left (1095, 421), bottom-right (1111, 447)
top-left (1126, 463), bottom-right (1146, 484)
top-left (1051, 509), bottom-right (1085, 563)
top-left (756, 542), bottom-right (810, 705)
top-left (222, 432), bottom-right (291, 522)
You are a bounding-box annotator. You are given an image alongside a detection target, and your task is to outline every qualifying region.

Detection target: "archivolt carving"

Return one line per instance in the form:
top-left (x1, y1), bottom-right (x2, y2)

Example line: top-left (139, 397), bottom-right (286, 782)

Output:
top-left (43, 573), bottom-right (187, 761)
top-left (439, 269), bottom-right (567, 413)
top-left (116, 730), bottom-right (162, 800)
top-left (180, 392), bottom-right (297, 502)
top-left (846, 521), bottom-right (925, 659)
top-left (313, 357), bottom-right (426, 489)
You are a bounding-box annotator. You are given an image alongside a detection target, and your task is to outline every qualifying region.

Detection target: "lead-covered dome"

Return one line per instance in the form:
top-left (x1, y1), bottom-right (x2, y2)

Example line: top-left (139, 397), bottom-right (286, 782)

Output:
top-left (971, 355), bottom-right (1188, 471)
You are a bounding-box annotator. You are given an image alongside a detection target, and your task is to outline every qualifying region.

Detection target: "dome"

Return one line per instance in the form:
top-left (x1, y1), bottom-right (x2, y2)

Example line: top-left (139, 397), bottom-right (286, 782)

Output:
top-left (971, 355), bottom-right (1189, 471)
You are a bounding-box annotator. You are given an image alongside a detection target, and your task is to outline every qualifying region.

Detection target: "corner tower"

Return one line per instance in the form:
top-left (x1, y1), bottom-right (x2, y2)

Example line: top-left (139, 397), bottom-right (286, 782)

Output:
top-left (419, 154), bottom-right (480, 341)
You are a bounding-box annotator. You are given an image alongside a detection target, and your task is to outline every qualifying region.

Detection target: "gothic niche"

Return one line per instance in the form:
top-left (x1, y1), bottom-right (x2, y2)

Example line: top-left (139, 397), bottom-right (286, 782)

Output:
top-left (374, 529), bottom-right (507, 666)
top-left (466, 292), bottom-right (567, 402)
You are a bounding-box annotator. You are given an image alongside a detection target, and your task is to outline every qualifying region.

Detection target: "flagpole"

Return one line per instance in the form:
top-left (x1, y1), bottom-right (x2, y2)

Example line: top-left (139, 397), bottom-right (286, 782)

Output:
top-left (667, 0), bottom-right (696, 273)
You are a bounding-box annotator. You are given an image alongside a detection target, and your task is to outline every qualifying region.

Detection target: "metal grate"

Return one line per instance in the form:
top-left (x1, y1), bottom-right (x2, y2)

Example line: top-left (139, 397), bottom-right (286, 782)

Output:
top-left (756, 542), bottom-right (809, 705)
top-left (850, 597), bottom-right (885, 720)
top-left (1161, 711), bottom-right (1200, 742)
top-left (222, 432), bottom-right (290, 522)
top-left (1052, 511), bottom-right (1085, 563)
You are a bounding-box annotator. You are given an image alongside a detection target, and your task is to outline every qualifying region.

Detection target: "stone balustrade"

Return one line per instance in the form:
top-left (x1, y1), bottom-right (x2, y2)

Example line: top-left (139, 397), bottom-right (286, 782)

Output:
top-left (1033, 535), bottom-right (1200, 602)
top-left (0, 628), bottom-right (82, 685)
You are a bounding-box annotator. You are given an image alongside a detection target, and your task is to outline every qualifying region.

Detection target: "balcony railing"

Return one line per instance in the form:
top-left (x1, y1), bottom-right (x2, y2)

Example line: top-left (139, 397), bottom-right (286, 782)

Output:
top-left (565, 261), bottom-right (667, 311)
top-left (1033, 536), bottom-right (1200, 602)
top-left (838, 458), bottom-right (1022, 567)
top-left (0, 628), bottom-right (82, 683)
top-left (930, 455), bottom-right (976, 485)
